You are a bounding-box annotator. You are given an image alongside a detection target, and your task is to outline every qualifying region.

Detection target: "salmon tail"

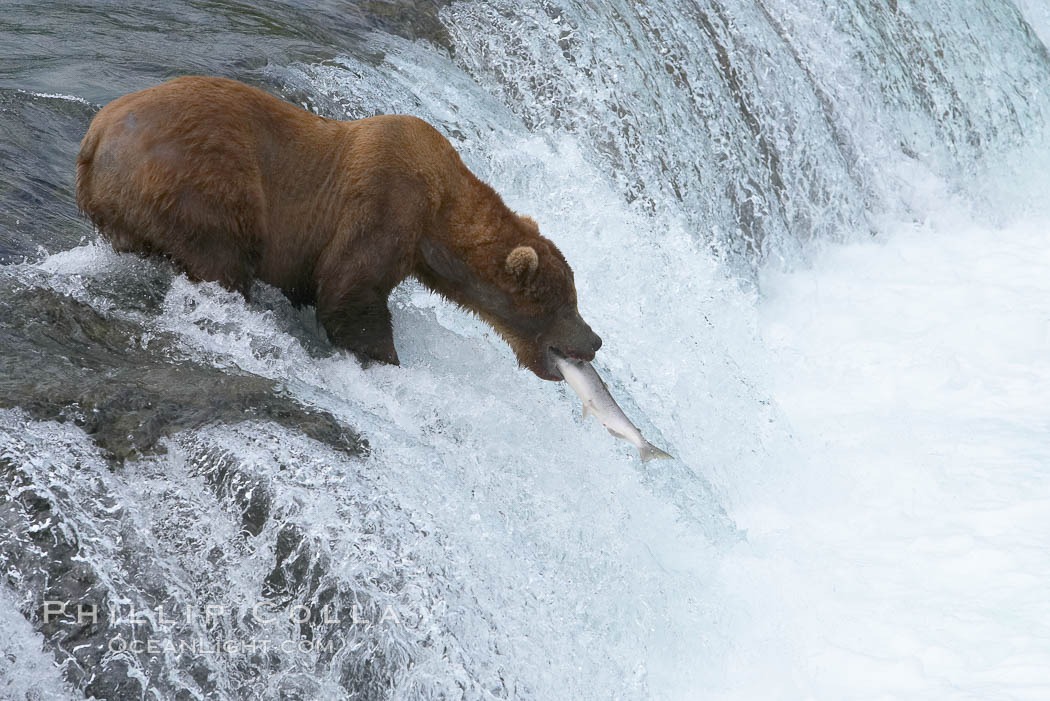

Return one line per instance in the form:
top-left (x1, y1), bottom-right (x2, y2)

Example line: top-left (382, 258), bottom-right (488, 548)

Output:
top-left (639, 441), bottom-right (674, 463)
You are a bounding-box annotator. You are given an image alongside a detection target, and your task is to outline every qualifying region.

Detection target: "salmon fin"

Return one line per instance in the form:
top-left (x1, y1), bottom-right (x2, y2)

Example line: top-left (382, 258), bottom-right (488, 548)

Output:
top-left (582, 403), bottom-right (594, 420)
top-left (639, 441), bottom-right (674, 463)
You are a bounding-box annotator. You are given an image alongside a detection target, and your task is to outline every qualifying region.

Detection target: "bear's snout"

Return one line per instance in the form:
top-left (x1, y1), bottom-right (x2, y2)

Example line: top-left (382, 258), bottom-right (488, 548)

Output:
top-left (562, 329), bottom-right (602, 362)
top-left (547, 310), bottom-right (602, 363)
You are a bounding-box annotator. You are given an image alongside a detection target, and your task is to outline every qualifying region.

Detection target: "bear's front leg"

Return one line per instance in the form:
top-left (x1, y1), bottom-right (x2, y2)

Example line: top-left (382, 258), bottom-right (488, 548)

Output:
top-left (315, 219), bottom-right (413, 368)
top-left (317, 296), bottom-right (400, 367)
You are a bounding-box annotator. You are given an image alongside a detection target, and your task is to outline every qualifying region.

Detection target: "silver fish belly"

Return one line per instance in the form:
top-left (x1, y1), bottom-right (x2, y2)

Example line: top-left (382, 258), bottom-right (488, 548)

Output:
top-left (554, 355), bottom-right (673, 462)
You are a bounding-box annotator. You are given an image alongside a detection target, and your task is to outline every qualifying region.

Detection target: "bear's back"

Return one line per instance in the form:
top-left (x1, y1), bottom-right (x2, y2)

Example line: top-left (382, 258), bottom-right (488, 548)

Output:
top-left (77, 76), bottom-right (475, 305)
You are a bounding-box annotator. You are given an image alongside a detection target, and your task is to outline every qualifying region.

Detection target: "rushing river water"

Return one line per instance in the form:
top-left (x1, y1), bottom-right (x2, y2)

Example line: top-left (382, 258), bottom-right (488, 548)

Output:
top-left (1, 2), bottom-right (1049, 699)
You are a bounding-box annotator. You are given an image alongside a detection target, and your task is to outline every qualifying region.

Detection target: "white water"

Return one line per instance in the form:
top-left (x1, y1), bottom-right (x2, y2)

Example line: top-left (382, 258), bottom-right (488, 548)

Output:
top-left (0, 585), bottom-right (76, 701)
top-left (17, 172), bottom-right (1049, 700)
top-left (11, 210), bottom-right (1049, 698)
top-left (717, 211), bottom-right (1050, 699)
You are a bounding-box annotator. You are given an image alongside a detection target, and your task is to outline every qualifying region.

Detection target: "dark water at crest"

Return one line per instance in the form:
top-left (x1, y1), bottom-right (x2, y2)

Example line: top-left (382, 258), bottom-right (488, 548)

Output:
top-left (0, 1), bottom-right (452, 264)
top-left (1, 1), bottom-right (1049, 699)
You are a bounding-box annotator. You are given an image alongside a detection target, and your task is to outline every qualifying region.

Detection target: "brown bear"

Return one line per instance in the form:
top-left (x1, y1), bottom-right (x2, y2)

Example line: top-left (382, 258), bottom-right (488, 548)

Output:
top-left (76, 76), bottom-right (601, 380)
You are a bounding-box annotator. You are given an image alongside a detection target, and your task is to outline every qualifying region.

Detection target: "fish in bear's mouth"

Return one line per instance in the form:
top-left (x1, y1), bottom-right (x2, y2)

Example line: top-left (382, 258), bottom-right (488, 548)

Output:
top-left (544, 346), bottom-right (594, 381)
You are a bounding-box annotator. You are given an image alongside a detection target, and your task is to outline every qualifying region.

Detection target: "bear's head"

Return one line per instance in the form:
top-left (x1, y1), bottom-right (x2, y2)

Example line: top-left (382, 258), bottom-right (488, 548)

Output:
top-left (489, 216), bottom-right (602, 381)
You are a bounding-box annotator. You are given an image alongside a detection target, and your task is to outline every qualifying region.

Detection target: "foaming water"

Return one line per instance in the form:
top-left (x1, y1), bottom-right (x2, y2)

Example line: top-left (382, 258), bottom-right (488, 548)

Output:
top-left (0, 584), bottom-right (77, 700)
top-left (13, 237), bottom-right (732, 698)
top-left (714, 209), bottom-right (1050, 699)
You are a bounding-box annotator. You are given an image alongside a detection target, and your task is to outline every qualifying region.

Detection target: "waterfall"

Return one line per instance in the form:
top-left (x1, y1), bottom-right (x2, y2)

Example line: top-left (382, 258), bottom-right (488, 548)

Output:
top-left (1, 2), bottom-right (1048, 699)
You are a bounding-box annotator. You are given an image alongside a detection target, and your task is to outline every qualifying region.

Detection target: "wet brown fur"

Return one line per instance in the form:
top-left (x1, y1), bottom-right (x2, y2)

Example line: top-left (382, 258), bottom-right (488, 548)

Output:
top-left (76, 76), bottom-right (600, 378)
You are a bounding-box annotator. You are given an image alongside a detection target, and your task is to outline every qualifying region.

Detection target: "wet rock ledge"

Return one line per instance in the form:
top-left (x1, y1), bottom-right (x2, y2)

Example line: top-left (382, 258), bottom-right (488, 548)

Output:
top-left (0, 279), bottom-right (365, 464)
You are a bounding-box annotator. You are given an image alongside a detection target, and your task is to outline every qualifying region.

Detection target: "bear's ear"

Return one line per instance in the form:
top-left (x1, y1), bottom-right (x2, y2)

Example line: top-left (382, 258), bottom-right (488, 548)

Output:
top-left (505, 245), bottom-right (539, 279)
